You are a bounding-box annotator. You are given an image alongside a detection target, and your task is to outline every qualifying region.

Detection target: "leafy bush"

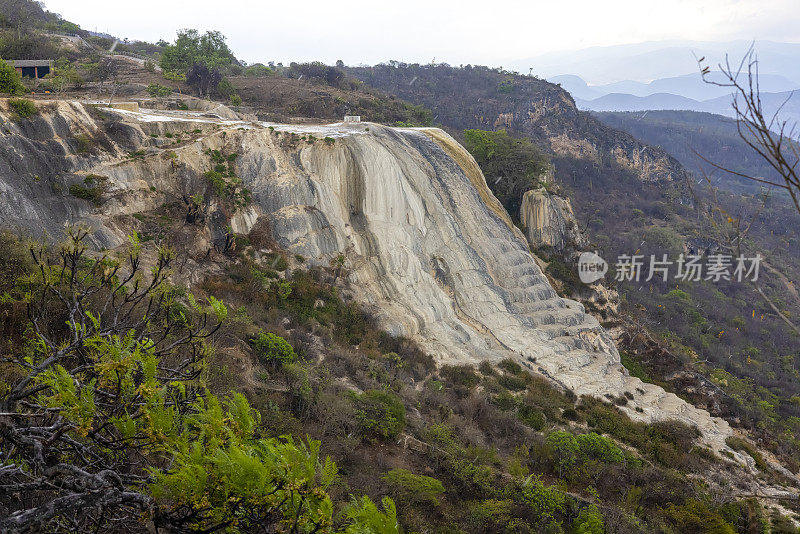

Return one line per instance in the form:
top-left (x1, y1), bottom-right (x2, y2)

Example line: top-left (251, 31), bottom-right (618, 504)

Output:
top-left (0, 230), bottom-right (399, 532)
top-left (440, 364), bottom-right (480, 389)
top-left (574, 505), bottom-right (605, 534)
top-left (382, 468), bottom-right (445, 506)
top-left (244, 63), bottom-right (273, 77)
top-left (545, 431), bottom-right (578, 476)
top-left (467, 499), bottom-right (514, 530)
top-left (68, 175), bottom-right (107, 205)
top-left (8, 98), bottom-right (37, 118)
top-left (0, 59), bottom-right (25, 95)
top-left (146, 83), bottom-right (172, 97)
top-left (215, 77), bottom-right (236, 98)
top-left (251, 331), bottom-right (297, 367)
top-left (520, 475), bottom-right (566, 525)
top-left (229, 93), bottom-right (242, 106)
top-left (518, 404), bottom-right (546, 430)
top-left (577, 432), bottom-right (624, 463)
top-left (664, 499), bottom-right (738, 534)
top-left (641, 226), bottom-right (684, 256)
top-left (353, 389), bottom-right (406, 441)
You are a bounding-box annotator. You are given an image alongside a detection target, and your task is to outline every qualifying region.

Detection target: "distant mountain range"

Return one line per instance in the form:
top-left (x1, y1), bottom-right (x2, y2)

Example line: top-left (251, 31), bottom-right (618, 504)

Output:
top-left (571, 87), bottom-right (800, 128)
top-left (522, 40), bottom-right (800, 127)
top-left (550, 72), bottom-right (799, 102)
top-left (513, 40), bottom-right (800, 85)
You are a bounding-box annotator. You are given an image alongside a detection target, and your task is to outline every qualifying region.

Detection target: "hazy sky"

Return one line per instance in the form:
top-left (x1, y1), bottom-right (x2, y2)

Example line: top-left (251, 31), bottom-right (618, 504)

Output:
top-left (43, 0), bottom-right (800, 67)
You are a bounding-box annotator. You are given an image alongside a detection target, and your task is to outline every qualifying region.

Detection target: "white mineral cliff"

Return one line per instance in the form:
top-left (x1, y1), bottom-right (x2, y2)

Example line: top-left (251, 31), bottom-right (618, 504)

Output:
top-left (0, 101), bottom-right (737, 455)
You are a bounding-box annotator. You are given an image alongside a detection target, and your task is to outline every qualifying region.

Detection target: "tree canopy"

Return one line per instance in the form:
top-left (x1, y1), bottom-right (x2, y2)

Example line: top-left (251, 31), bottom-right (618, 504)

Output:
top-left (160, 29), bottom-right (235, 74)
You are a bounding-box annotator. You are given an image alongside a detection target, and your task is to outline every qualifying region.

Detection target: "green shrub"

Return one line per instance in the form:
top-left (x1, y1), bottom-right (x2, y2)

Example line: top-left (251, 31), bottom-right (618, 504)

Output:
top-left (216, 78), bottom-right (236, 98)
top-left (562, 408), bottom-right (579, 421)
top-left (8, 98), bottom-right (37, 119)
top-left (441, 364), bottom-right (480, 389)
top-left (498, 373), bottom-right (528, 391)
top-left (273, 254), bottom-right (289, 272)
top-left (518, 404), bottom-right (545, 430)
top-left (467, 499), bottom-right (514, 530)
top-left (498, 358), bottom-right (522, 375)
top-left (493, 390), bottom-right (518, 411)
top-left (353, 389), bottom-right (406, 441)
top-left (664, 499), bottom-right (737, 534)
top-left (619, 351), bottom-right (652, 382)
top-left (229, 94), bottom-right (242, 106)
top-left (68, 174), bottom-right (107, 205)
top-left (204, 170), bottom-right (227, 196)
top-left (0, 60), bottom-right (25, 95)
top-left (146, 83), bottom-right (172, 97)
top-left (520, 474), bottom-right (566, 525)
top-left (74, 134), bottom-right (94, 153)
top-left (382, 468), bottom-right (444, 506)
top-left (545, 431), bottom-right (578, 476)
top-left (448, 457), bottom-right (497, 497)
top-left (244, 64), bottom-right (273, 77)
top-left (251, 331), bottom-right (296, 367)
top-left (574, 505), bottom-right (605, 534)
top-left (576, 432), bottom-right (624, 463)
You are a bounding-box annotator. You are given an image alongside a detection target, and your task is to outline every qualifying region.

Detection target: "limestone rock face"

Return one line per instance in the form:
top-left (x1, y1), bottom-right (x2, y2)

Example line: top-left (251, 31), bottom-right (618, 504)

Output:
top-left (519, 188), bottom-right (586, 250)
top-left (0, 100), bottom-right (737, 455)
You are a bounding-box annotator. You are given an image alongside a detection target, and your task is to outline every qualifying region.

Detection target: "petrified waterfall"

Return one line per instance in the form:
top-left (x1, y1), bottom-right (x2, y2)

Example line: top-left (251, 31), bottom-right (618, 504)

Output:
top-left (0, 102), bottom-right (736, 454)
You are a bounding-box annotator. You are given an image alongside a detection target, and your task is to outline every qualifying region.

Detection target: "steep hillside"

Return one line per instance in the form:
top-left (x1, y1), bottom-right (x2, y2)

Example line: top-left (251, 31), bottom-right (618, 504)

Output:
top-left (592, 110), bottom-right (789, 193)
top-left (346, 63), bottom-right (691, 186)
top-left (3, 98), bottom-right (797, 531)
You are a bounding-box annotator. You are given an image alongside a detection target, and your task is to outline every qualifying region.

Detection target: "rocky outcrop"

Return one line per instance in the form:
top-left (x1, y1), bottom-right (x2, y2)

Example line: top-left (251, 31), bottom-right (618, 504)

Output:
top-left (519, 188), bottom-right (585, 250)
top-left (0, 100), bottom-right (738, 456)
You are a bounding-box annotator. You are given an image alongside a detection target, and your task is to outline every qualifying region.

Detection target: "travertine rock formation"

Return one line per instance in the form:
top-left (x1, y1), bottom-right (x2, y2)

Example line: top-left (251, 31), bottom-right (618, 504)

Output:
top-left (519, 188), bottom-right (586, 250)
top-left (0, 100), bottom-right (737, 455)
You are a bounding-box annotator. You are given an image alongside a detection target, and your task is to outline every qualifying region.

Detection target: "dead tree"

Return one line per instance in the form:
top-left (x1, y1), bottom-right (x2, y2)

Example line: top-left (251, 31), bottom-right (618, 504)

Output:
top-left (698, 45), bottom-right (800, 215)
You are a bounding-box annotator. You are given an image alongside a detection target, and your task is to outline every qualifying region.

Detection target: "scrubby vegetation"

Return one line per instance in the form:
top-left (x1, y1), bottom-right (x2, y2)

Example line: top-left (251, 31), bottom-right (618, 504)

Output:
top-left (202, 148), bottom-right (251, 208)
top-left (0, 229), bottom-right (399, 532)
top-left (6, 96), bottom-right (36, 118)
top-left (172, 227), bottom-right (789, 532)
top-left (463, 128), bottom-right (551, 216)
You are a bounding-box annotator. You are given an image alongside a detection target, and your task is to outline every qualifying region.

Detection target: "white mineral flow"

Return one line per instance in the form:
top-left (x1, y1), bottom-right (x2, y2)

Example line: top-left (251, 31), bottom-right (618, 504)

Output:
top-left (0, 101), bottom-right (737, 456)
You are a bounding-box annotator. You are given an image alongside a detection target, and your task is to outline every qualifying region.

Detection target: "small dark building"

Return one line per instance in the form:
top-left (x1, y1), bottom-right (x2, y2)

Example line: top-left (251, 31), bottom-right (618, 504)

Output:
top-left (11, 60), bottom-right (53, 79)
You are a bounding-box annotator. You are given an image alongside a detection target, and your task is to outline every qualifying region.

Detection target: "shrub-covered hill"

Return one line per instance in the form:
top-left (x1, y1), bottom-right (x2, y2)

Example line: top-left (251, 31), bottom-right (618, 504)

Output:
top-left (0, 227), bottom-right (789, 532)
